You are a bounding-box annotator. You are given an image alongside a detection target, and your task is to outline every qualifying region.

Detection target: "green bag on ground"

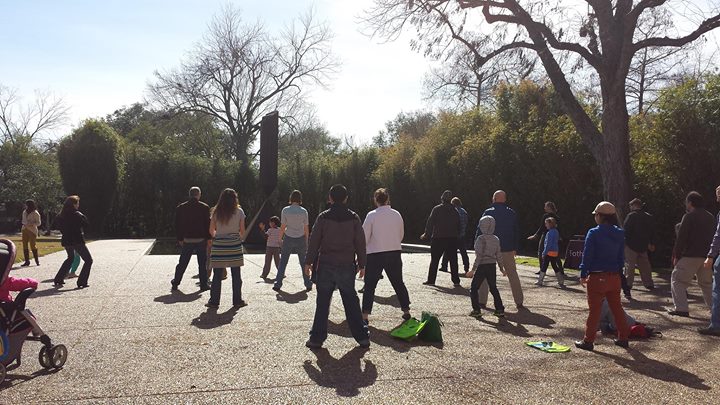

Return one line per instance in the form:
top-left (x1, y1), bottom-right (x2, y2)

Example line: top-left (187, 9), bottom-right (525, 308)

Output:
top-left (525, 341), bottom-right (571, 353)
top-left (418, 311), bottom-right (443, 342)
top-left (390, 318), bottom-right (427, 340)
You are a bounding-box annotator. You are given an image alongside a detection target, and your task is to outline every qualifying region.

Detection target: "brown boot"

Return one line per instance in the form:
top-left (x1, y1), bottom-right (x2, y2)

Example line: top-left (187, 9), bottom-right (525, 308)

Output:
top-left (21, 249), bottom-right (31, 267)
top-left (32, 249), bottom-right (40, 266)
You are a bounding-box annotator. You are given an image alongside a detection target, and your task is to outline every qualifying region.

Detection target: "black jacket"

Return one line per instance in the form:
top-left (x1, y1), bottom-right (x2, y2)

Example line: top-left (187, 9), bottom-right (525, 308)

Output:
top-left (623, 209), bottom-right (654, 253)
top-left (424, 202), bottom-right (461, 239)
top-left (58, 210), bottom-right (89, 247)
top-left (305, 204), bottom-right (366, 268)
top-left (175, 199), bottom-right (211, 241)
top-left (674, 208), bottom-right (716, 259)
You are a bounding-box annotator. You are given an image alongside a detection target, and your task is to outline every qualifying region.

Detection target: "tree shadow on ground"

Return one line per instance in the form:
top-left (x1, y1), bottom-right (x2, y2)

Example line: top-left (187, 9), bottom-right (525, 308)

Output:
top-left (275, 290), bottom-right (308, 304)
top-left (154, 290), bottom-right (202, 304)
top-left (303, 347), bottom-right (377, 397)
top-left (476, 316), bottom-right (533, 338)
top-left (505, 307), bottom-right (556, 329)
top-left (374, 294), bottom-right (401, 309)
top-left (596, 348), bottom-right (711, 390)
top-left (190, 307), bottom-right (238, 329)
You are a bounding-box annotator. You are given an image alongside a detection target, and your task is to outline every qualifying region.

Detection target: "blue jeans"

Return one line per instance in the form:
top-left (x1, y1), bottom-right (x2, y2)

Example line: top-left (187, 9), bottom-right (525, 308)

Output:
top-left (275, 236), bottom-right (311, 290)
top-left (711, 259), bottom-right (720, 329)
top-left (173, 241), bottom-right (209, 289)
top-left (309, 263), bottom-right (369, 344)
top-left (209, 267), bottom-right (242, 306)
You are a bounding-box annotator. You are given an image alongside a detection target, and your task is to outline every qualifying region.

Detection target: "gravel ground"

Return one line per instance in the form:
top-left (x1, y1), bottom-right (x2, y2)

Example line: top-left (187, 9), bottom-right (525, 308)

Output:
top-left (1, 239), bottom-right (718, 404)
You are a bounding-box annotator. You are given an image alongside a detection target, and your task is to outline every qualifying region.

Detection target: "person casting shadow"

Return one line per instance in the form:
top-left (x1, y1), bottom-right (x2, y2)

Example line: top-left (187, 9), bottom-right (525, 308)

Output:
top-left (303, 347), bottom-right (378, 397)
top-left (596, 349), bottom-right (710, 390)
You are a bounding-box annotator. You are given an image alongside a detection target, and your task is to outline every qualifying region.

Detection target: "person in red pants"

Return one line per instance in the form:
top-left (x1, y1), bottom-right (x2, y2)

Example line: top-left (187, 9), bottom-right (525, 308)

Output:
top-left (575, 201), bottom-right (630, 351)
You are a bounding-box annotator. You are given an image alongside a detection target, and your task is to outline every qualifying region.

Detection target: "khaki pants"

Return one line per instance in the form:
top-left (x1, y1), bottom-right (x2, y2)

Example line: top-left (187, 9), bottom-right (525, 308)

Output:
top-left (624, 246), bottom-right (654, 289)
top-left (671, 257), bottom-right (713, 312)
top-left (479, 251), bottom-right (524, 307)
top-left (21, 228), bottom-right (38, 251)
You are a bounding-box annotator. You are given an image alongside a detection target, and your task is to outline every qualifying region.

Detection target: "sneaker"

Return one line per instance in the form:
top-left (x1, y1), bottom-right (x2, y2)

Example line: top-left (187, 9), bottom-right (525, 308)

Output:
top-left (205, 302), bottom-right (219, 309)
top-left (574, 340), bottom-right (594, 351)
top-left (272, 285), bottom-right (281, 292)
top-left (402, 312), bottom-right (411, 321)
top-left (624, 292), bottom-right (632, 299)
top-left (232, 301), bottom-right (247, 309)
top-left (358, 340), bottom-right (370, 349)
top-left (614, 339), bottom-right (629, 348)
top-left (493, 310), bottom-right (505, 318)
top-left (469, 310), bottom-right (482, 318)
top-left (698, 327), bottom-right (720, 336)
top-left (305, 339), bottom-right (322, 349)
top-left (666, 308), bottom-right (690, 317)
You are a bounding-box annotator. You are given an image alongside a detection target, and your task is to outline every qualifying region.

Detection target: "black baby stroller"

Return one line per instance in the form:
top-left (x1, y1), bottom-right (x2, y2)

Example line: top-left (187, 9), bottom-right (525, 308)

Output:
top-left (1, 238), bottom-right (67, 383)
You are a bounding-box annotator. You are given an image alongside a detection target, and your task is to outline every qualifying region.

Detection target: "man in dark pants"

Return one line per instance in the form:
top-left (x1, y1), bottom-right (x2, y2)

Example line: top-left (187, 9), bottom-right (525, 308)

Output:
top-left (172, 186), bottom-right (212, 292)
top-left (422, 190), bottom-right (461, 286)
top-left (305, 184), bottom-right (370, 349)
top-left (439, 197), bottom-right (470, 274)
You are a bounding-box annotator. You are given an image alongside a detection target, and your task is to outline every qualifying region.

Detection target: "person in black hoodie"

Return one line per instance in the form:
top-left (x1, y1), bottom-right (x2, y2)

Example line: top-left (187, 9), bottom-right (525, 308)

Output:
top-left (623, 198), bottom-right (656, 291)
top-left (53, 195), bottom-right (93, 288)
top-left (421, 190), bottom-right (461, 286)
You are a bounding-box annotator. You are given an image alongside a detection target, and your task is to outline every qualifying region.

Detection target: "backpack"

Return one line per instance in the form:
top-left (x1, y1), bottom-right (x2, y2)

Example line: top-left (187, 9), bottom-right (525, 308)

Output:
top-left (418, 311), bottom-right (443, 342)
top-left (390, 318), bottom-right (427, 341)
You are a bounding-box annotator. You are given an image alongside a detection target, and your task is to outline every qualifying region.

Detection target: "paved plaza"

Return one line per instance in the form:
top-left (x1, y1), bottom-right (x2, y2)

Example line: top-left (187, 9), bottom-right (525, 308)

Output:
top-left (1, 239), bottom-right (719, 404)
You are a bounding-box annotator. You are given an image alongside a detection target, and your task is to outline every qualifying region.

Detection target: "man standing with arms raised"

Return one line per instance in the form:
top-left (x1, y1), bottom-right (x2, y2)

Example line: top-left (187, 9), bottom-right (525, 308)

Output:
top-left (304, 184), bottom-right (370, 349)
top-left (172, 186), bottom-right (211, 292)
top-left (476, 190), bottom-right (524, 309)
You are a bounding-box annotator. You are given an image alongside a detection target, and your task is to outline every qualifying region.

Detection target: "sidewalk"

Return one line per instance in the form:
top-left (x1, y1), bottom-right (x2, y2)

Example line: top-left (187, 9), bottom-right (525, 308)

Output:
top-left (1, 239), bottom-right (718, 403)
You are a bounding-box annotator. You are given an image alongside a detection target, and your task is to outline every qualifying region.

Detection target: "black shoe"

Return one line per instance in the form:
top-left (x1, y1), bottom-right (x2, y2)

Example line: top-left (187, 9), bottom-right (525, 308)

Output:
top-left (232, 300), bottom-right (247, 309)
top-left (623, 291), bottom-right (632, 299)
top-left (479, 303), bottom-right (487, 309)
top-left (422, 281), bottom-right (435, 286)
top-left (358, 287), bottom-right (365, 293)
top-left (77, 284), bottom-right (89, 289)
top-left (614, 339), bottom-right (629, 348)
top-left (439, 268), bottom-right (448, 273)
top-left (53, 281), bottom-right (64, 287)
top-left (199, 285), bottom-right (210, 292)
top-left (306, 286), bottom-right (313, 292)
top-left (305, 339), bottom-right (322, 349)
top-left (402, 312), bottom-right (411, 321)
top-left (453, 283), bottom-right (462, 287)
top-left (205, 302), bottom-right (219, 309)
top-left (645, 285), bottom-right (655, 291)
top-left (363, 318), bottom-right (369, 326)
top-left (170, 280), bottom-right (178, 291)
top-left (666, 308), bottom-right (690, 317)
top-left (21, 261), bottom-right (31, 267)
top-left (534, 270), bottom-right (541, 275)
top-left (574, 340), bottom-right (594, 351)
top-left (272, 285), bottom-right (281, 292)
top-left (358, 340), bottom-right (370, 349)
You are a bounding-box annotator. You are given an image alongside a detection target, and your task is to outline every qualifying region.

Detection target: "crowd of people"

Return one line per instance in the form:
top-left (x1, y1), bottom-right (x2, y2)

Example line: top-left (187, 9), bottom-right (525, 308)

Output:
top-left (6, 184), bottom-right (720, 351)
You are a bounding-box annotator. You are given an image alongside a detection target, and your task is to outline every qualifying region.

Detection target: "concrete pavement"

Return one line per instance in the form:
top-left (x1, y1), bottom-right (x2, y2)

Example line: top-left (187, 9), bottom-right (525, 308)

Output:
top-left (1, 239), bottom-right (718, 404)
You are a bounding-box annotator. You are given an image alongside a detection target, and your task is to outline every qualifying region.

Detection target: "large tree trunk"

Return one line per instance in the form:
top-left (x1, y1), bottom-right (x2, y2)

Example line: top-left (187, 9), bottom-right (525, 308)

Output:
top-left (600, 92), bottom-right (633, 221)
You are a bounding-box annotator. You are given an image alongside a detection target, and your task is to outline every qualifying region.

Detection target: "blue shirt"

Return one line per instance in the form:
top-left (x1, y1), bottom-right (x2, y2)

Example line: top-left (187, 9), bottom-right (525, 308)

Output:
top-left (579, 224), bottom-right (625, 278)
top-left (478, 203), bottom-right (519, 252)
top-left (542, 228), bottom-right (559, 257)
top-left (457, 207), bottom-right (469, 237)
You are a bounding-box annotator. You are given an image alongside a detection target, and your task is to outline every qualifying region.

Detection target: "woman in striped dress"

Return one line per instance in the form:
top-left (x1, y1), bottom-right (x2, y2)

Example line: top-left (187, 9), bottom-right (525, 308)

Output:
top-left (206, 188), bottom-right (246, 309)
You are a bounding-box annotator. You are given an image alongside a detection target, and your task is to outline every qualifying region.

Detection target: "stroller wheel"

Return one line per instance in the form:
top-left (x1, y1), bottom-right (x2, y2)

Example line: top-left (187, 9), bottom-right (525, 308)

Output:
top-left (49, 345), bottom-right (68, 369)
top-left (39, 347), bottom-right (52, 369)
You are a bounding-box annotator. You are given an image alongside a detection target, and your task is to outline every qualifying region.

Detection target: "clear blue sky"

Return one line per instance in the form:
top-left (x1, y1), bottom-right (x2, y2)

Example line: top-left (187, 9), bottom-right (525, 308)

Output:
top-left (0, 0), bottom-right (432, 143)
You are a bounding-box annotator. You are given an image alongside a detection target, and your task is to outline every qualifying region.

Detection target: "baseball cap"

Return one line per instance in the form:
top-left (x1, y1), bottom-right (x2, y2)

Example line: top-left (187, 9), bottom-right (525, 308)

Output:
top-left (592, 201), bottom-right (616, 215)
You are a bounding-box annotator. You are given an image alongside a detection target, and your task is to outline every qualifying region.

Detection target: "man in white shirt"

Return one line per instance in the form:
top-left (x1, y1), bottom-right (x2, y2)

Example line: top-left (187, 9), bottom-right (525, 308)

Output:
top-left (361, 188), bottom-right (412, 323)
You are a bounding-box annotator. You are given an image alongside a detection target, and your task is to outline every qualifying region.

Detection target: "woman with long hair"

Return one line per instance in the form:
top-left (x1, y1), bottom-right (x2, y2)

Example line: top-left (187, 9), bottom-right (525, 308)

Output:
top-left (206, 188), bottom-right (246, 309)
top-left (20, 199), bottom-right (42, 267)
top-left (53, 195), bottom-right (93, 288)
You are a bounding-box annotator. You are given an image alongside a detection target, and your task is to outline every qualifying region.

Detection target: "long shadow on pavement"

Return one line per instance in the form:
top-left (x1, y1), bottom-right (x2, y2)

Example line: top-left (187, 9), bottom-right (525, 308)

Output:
top-left (154, 290), bottom-right (202, 304)
top-left (476, 316), bottom-right (532, 338)
top-left (190, 307), bottom-right (239, 329)
top-left (374, 294), bottom-right (402, 309)
top-left (275, 290), bottom-right (308, 304)
top-left (505, 307), bottom-right (556, 329)
top-left (329, 321), bottom-right (443, 353)
top-left (431, 285), bottom-right (469, 297)
top-left (303, 347), bottom-right (377, 397)
top-left (596, 348), bottom-right (711, 390)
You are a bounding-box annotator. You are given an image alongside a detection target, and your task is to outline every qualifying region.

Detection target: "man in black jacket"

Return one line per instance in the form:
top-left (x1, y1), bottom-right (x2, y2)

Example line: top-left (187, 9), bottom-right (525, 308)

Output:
top-left (421, 190), bottom-right (461, 286)
top-left (623, 198), bottom-right (656, 291)
top-left (172, 186), bottom-right (212, 292)
top-left (304, 184), bottom-right (369, 349)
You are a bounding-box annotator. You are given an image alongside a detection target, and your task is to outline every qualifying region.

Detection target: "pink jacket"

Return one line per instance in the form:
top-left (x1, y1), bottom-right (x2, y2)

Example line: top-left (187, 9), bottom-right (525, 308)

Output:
top-left (0, 276), bottom-right (38, 302)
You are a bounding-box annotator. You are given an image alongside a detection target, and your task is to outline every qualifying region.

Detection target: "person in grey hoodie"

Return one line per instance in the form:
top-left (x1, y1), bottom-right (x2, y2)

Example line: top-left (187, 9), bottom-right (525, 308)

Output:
top-left (467, 216), bottom-right (506, 318)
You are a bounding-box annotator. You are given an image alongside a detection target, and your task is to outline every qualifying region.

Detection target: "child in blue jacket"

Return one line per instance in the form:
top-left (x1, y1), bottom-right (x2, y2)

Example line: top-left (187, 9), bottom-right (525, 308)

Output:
top-left (535, 217), bottom-right (565, 288)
